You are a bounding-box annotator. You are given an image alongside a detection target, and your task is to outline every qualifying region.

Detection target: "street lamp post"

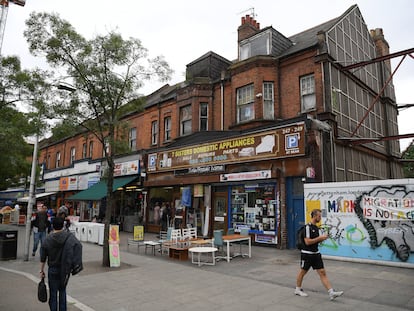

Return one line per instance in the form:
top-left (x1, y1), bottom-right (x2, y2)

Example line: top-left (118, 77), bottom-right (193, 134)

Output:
top-left (23, 133), bottom-right (39, 261)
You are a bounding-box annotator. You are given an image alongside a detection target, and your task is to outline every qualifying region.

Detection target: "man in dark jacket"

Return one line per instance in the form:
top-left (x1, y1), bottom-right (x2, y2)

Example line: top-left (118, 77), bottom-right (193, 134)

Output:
top-left (31, 205), bottom-right (50, 256)
top-left (40, 217), bottom-right (70, 311)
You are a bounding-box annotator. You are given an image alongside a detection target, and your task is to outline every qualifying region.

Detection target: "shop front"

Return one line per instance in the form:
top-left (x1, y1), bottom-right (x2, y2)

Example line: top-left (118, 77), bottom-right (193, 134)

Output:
top-left (67, 175), bottom-right (139, 221)
top-left (66, 158), bottom-right (143, 227)
top-left (219, 173), bottom-right (279, 245)
top-left (145, 121), bottom-right (308, 245)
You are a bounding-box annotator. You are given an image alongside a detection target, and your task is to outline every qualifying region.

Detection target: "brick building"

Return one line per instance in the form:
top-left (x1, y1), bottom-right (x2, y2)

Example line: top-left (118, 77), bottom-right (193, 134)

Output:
top-left (38, 5), bottom-right (403, 248)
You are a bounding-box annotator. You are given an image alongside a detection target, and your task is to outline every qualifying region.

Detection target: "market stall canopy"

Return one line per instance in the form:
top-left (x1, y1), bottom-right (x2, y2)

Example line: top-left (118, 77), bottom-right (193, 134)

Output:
top-left (67, 176), bottom-right (137, 201)
top-left (17, 192), bottom-right (57, 203)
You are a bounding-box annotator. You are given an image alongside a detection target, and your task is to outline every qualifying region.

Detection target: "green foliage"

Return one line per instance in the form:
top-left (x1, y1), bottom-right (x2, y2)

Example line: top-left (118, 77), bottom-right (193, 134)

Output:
top-left (50, 120), bottom-right (81, 142)
top-left (24, 12), bottom-right (171, 151)
top-left (0, 56), bottom-right (51, 189)
top-left (24, 11), bottom-right (172, 266)
top-left (402, 141), bottom-right (414, 177)
top-left (0, 106), bottom-right (32, 189)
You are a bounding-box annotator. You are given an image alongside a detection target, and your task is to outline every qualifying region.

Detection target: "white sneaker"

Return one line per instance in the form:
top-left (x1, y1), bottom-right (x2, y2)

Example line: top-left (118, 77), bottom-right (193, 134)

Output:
top-left (294, 288), bottom-right (308, 297)
top-left (329, 290), bottom-right (343, 300)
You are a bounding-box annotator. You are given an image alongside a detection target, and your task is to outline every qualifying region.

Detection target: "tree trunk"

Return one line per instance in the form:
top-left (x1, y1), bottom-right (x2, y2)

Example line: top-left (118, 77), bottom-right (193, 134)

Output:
top-left (102, 154), bottom-right (115, 267)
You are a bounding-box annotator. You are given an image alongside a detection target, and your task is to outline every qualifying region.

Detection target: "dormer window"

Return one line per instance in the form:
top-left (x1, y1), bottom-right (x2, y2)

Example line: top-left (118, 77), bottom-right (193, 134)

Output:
top-left (239, 30), bottom-right (271, 60)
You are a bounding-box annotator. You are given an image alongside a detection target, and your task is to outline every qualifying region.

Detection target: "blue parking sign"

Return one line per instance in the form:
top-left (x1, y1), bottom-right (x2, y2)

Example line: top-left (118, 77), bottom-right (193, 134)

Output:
top-left (286, 134), bottom-right (299, 149)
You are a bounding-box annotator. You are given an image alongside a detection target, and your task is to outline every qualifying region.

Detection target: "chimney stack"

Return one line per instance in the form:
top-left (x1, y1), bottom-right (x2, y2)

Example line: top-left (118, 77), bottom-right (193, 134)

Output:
top-left (238, 14), bottom-right (261, 43)
top-left (370, 28), bottom-right (391, 73)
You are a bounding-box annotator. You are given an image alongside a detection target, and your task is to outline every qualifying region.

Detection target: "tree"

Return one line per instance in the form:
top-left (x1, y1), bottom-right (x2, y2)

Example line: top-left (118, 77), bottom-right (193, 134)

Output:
top-left (0, 56), bottom-right (50, 190)
top-left (402, 141), bottom-right (414, 177)
top-left (24, 12), bottom-right (172, 266)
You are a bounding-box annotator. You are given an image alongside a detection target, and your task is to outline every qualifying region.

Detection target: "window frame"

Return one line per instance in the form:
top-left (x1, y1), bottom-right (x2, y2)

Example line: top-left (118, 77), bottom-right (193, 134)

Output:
top-left (164, 117), bottom-right (171, 142)
top-left (239, 30), bottom-right (271, 60)
top-left (180, 105), bottom-right (192, 136)
top-left (70, 147), bottom-right (76, 165)
top-left (82, 143), bottom-right (87, 159)
top-left (89, 141), bottom-right (94, 158)
top-left (151, 120), bottom-right (159, 145)
top-left (55, 152), bottom-right (61, 168)
top-left (129, 127), bottom-right (137, 151)
top-left (199, 102), bottom-right (208, 131)
top-left (263, 82), bottom-right (274, 120)
top-left (300, 74), bottom-right (316, 112)
top-left (237, 84), bottom-right (255, 123)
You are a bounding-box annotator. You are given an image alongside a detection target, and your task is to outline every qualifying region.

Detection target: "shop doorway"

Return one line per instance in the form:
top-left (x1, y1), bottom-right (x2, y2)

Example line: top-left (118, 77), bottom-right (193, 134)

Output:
top-left (213, 195), bottom-right (227, 232)
top-left (286, 177), bottom-right (304, 249)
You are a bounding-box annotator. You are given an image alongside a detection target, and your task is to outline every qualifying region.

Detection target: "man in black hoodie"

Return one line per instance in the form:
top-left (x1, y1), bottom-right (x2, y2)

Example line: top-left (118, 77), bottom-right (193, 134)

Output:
top-left (31, 205), bottom-right (50, 256)
top-left (40, 216), bottom-right (70, 311)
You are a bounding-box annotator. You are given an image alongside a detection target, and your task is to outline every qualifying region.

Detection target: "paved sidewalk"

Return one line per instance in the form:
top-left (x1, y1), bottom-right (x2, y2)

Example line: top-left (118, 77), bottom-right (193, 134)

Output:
top-left (1, 225), bottom-right (413, 311)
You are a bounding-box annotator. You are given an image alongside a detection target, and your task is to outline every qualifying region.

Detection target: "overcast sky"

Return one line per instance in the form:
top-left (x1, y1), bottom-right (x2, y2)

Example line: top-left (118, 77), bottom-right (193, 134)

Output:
top-left (2, 0), bottom-right (413, 150)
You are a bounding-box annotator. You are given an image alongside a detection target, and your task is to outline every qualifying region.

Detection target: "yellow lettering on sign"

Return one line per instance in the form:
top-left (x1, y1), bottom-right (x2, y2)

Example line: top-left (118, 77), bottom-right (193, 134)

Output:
top-left (193, 144), bottom-right (218, 154)
top-left (172, 149), bottom-right (193, 157)
top-left (219, 137), bottom-right (255, 150)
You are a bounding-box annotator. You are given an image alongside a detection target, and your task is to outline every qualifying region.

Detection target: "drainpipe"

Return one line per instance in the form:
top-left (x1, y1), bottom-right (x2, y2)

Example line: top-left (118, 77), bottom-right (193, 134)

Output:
top-left (220, 71), bottom-right (225, 130)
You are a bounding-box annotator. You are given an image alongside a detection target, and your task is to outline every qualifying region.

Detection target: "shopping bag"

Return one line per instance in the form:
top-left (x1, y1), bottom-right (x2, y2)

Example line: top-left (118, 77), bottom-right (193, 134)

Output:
top-left (38, 277), bottom-right (47, 303)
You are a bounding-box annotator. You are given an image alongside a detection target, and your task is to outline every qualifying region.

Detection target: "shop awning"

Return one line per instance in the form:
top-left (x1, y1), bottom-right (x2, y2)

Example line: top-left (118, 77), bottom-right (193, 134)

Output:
top-left (17, 192), bottom-right (57, 203)
top-left (67, 176), bottom-right (137, 201)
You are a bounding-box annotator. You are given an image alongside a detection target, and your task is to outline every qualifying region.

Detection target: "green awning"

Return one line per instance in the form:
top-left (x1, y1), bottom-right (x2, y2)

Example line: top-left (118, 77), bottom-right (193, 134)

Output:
top-left (67, 176), bottom-right (137, 201)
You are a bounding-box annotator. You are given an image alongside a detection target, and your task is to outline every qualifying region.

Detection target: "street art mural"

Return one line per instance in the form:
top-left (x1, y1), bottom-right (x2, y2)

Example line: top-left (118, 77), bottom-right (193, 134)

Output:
top-left (304, 180), bottom-right (414, 266)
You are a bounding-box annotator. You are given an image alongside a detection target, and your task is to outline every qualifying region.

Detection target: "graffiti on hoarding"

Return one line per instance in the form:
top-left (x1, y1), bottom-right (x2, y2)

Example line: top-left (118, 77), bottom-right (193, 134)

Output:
top-left (354, 186), bottom-right (414, 262)
top-left (305, 183), bottom-right (414, 264)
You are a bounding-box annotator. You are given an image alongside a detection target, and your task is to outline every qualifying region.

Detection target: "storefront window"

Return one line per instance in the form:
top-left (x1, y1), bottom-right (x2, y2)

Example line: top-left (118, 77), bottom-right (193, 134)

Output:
top-left (230, 183), bottom-right (277, 239)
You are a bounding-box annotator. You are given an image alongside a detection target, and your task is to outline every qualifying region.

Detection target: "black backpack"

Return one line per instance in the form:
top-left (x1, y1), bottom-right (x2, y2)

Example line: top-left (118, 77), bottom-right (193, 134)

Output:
top-left (296, 225), bottom-right (306, 250)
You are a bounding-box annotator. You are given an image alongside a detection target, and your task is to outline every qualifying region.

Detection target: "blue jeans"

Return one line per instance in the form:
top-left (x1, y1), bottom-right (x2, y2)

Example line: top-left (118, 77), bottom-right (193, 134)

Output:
top-left (48, 266), bottom-right (66, 311)
top-left (33, 230), bottom-right (46, 255)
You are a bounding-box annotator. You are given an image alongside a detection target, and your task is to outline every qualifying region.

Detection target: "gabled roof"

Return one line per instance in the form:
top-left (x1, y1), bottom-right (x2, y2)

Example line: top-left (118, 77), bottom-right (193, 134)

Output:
top-left (281, 4), bottom-right (358, 57)
top-left (186, 51), bottom-right (232, 67)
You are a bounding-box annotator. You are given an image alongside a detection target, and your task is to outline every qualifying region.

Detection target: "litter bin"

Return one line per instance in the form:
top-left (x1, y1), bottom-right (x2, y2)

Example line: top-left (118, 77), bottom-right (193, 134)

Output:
top-left (0, 226), bottom-right (18, 260)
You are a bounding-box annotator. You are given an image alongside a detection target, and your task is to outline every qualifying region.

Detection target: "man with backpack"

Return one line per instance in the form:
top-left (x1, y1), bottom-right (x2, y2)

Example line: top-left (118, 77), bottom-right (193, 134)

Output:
top-left (40, 216), bottom-right (83, 311)
top-left (294, 209), bottom-right (343, 300)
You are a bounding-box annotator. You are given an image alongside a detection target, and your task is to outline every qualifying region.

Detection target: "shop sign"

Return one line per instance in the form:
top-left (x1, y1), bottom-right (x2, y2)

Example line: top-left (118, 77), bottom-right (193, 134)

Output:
top-left (255, 234), bottom-right (277, 244)
top-left (220, 170), bottom-right (271, 182)
top-left (59, 176), bottom-right (78, 191)
top-left (88, 174), bottom-right (100, 188)
top-left (147, 122), bottom-right (305, 172)
top-left (113, 160), bottom-right (139, 177)
top-left (174, 165), bottom-right (225, 175)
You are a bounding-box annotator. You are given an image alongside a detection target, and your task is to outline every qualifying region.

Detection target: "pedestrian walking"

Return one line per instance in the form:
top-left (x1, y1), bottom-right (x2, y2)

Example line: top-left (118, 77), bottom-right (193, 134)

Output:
top-left (295, 209), bottom-right (343, 300)
top-left (39, 217), bottom-right (70, 311)
top-left (31, 205), bottom-right (50, 256)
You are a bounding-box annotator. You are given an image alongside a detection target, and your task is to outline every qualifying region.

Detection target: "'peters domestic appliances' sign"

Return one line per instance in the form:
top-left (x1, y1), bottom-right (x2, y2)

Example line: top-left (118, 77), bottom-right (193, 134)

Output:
top-left (148, 122), bottom-right (305, 172)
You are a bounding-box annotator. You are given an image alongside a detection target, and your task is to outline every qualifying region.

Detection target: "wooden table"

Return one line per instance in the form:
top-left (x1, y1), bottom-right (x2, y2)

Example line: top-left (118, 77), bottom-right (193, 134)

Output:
top-left (190, 239), bottom-right (213, 247)
top-left (189, 247), bottom-right (218, 266)
top-left (221, 234), bottom-right (251, 262)
top-left (168, 245), bottom-right (189, 261)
